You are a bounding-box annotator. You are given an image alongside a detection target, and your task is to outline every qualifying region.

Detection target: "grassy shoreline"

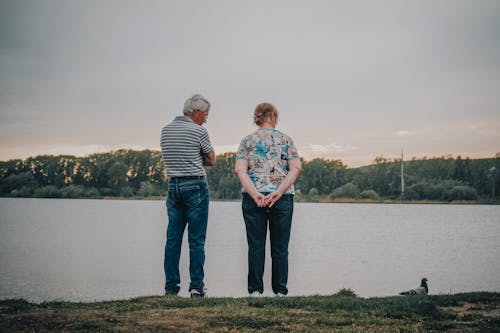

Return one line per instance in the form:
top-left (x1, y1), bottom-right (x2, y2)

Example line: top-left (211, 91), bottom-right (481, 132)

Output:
top-left (1, 292), bottom-right (499, 332)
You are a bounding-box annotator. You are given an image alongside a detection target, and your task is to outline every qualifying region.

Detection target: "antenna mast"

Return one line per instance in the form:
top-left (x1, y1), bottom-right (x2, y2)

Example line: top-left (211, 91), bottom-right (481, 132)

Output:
top-left (401, 147), bottom-right (405, 195)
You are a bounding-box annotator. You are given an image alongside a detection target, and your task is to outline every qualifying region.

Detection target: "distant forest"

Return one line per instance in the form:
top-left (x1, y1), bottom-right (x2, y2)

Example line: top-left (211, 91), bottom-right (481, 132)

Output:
top-left (0, 150), bottom-right (499, 202)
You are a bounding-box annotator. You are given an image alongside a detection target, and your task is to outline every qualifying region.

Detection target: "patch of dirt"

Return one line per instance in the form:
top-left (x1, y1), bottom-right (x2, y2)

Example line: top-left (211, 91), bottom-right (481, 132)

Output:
top-left (134, 309), bottom-right (205, 329)
top-left (442, 302), bottom-right (500, 318)
top-left (137, 296), bottom-right (163, 304)
top-left (287, 308), bottom-right (316, 315)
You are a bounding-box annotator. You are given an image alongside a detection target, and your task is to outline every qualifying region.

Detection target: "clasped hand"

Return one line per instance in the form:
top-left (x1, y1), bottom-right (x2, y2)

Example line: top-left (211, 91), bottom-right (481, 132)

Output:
top-left (253, 191), bottom-right (282, 208)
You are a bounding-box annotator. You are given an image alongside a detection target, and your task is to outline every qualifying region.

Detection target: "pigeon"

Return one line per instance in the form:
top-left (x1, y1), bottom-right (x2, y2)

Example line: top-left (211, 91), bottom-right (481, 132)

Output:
top-left (399, 278), bottom-right (428, 295)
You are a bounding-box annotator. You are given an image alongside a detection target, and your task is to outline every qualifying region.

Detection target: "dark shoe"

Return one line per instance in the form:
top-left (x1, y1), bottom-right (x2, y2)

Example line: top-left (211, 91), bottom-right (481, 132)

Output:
top-left (165, 290), bottom-right (178, 296)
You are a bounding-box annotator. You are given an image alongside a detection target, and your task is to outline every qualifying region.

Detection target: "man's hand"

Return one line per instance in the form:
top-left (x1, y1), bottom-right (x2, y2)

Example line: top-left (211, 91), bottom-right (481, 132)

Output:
top-left (265, 190), bottom-right (283, 208)
top-left (202, 151), bottom-right (216, 166)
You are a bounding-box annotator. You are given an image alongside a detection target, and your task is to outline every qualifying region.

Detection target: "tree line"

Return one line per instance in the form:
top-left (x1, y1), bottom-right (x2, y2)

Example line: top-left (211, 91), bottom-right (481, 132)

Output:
top-left (0, 150), bottom-right (498, 202)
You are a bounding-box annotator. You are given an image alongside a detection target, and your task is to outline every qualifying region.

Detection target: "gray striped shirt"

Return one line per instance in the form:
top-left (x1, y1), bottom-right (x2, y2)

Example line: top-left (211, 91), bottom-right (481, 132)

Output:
top-left (160, 116), bottom-right (213, 177)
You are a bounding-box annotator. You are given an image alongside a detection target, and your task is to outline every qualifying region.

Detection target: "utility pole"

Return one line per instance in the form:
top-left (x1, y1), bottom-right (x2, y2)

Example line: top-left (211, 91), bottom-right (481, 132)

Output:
top-left (401, 147), bottom-right (405, 196)
top-left (490, 166), bottom-right (496, 200)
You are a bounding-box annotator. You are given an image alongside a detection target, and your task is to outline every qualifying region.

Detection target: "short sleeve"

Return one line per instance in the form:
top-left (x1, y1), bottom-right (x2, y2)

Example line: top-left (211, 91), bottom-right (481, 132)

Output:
top-left (199, 129), bottom-right (213, 155)
top-left (285, 135), bottom-right (299, 160)
top-left (236, 137), bottom-right (249, 160)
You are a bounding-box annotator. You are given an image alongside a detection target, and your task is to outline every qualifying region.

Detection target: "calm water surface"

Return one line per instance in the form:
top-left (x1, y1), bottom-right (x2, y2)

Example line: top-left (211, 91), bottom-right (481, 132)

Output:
top-left (0, 198), bottom-right (499, 302)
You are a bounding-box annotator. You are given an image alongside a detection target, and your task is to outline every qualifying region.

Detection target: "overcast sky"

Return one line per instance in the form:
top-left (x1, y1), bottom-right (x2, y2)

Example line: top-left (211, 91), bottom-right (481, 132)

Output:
top-left (1, 0), bottom-right (499, 167)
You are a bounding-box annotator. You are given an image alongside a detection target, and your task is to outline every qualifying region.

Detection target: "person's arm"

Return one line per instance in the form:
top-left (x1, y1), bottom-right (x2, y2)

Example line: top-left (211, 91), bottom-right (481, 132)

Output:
top-left (265, 158), bottom-right (302, 207)
top-left (202, 150), bottom-right (216, 166)
top-left (234, 159), bottom-right (267, 207)
top-left (200, 128), bottom-right (215, 166)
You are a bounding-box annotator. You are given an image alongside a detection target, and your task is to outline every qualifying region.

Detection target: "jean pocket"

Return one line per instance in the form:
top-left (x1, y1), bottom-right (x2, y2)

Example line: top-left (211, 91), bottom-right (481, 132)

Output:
top-left (180, 185), bottom-right (203, 207)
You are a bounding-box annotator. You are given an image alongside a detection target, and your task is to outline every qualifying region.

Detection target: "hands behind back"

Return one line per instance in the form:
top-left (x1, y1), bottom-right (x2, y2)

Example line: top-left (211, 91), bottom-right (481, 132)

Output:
top-left (252, 190), bottom-right (283, 208)
top-left (265, 190), bottom-right (283, 207)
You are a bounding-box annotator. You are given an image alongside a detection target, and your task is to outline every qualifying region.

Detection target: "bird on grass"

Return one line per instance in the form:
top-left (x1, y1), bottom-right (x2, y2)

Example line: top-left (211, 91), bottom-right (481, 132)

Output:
top-left (399, 278), bottom-right (428, 295)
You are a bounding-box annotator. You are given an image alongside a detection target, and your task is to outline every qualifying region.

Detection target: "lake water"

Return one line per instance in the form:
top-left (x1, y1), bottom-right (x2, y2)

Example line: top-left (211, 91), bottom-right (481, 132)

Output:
top-left (0, 198), bottom-right (499, 302)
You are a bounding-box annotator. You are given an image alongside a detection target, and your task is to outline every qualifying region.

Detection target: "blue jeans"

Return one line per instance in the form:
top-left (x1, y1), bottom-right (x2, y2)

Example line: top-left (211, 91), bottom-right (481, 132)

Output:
top-left (164, 177), bottom-right (209, 294)
top-left (242, 193), bottom-right (294, 295)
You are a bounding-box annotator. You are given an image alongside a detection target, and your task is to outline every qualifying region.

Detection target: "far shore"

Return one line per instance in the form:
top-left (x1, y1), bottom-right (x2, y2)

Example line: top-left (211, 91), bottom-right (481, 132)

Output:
top-left (99, 196), bottom-right (500, 205)
top-left (2, 195), bottom-right (499, 205)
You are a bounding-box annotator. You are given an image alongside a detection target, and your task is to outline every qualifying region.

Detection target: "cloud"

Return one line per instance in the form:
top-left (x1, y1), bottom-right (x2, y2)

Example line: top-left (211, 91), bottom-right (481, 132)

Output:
top-left (395, 130), bottom-right (414, 136)
top-left (309, 144), bottom-right (329, 153)
top-left (307, 143), bottom-right (358, 153)
top-left (298, 143), bottom-right (358, 160)
top-left (294, 142), bottom-right (357, 163)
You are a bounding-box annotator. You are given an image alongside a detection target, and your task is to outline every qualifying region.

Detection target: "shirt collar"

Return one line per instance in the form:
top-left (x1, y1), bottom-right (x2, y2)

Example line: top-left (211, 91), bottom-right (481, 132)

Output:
top-left (174, 115), bottom-right (194, 123)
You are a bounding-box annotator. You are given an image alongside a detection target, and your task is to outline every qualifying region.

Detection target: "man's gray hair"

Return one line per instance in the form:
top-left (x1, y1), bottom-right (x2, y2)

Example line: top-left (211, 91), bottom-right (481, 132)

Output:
top-left (183, 94), bottom-right (210, 115)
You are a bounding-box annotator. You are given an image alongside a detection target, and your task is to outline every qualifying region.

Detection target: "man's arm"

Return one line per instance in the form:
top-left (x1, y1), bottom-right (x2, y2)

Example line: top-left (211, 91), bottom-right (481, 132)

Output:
top-left (234, 159), bottom-right (267, 207)
top-left (202, 151), bottom-right (216, 166)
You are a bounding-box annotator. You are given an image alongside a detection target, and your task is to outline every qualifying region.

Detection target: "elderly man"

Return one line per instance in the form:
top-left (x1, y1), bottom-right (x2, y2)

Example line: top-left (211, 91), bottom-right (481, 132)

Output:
top-left (160, 94), bottom-right (215, 298)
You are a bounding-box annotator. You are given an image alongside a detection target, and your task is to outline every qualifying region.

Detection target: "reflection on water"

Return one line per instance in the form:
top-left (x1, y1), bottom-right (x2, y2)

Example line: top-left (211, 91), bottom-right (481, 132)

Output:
top-left (0, 198), bottom-right (499, 302)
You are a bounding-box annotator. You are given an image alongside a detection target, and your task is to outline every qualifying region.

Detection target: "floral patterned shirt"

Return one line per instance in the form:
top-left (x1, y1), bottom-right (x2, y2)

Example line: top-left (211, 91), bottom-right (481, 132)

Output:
top-left (236, 128), bottom-right (300, 194)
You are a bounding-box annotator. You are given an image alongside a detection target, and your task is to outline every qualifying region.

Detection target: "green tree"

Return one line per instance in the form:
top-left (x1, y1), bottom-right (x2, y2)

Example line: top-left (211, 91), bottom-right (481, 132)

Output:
top-left (360, 189), bottom-right (380, 200)
top-left (206, 152), bottom-right (241, 199)
top-left (138, 181), bottom-right (155, 197)
top-left (296, 158), bottom-right (348, 195)
top-left (0, 173), bottom-right (38, 195)
top-left (25, 155), bottom-right (63, 187)
top-left (106, 161), bottom-right (129, 192)
top-left (445, 185), bottom-right (478, 201)
top-left (34, 185), bottom-right (60, 198)
top-left (60, 185), bottom-right (86, 198)
top-left (0, 151), bottom-right (498, 201)
top-left (330, 182), bottom-right (360, 198)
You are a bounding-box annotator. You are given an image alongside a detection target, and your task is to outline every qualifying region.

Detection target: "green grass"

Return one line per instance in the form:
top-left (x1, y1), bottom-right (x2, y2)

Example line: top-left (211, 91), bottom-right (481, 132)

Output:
top-left (1, 292), bottom-right (499, 332)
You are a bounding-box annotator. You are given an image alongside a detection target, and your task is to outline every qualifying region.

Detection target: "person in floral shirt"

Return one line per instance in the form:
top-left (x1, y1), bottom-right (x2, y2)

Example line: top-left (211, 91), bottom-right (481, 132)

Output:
top-left (235, 102), bottom-right (302, 297)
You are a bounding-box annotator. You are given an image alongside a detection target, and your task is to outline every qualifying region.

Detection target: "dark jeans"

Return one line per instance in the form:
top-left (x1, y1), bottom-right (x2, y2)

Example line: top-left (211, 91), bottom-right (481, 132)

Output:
top-left (164, 178), bottom-right (209, 294)
top-left (242, 193), bottom-right (294, 295)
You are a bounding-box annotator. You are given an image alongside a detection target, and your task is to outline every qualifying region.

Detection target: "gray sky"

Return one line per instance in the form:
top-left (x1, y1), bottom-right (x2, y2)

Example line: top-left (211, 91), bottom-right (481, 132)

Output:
top-left (1, 0), bottom-right (499, 167)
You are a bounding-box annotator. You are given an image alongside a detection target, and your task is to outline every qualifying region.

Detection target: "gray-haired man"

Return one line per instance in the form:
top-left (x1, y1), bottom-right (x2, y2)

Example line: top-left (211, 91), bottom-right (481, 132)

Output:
top-left (160, 94), bottom-right (215, 297)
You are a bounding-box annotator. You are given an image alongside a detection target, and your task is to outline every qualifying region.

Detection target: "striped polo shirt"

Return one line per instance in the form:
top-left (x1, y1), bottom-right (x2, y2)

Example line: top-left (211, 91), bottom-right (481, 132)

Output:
top-left (160, 116), bottom-right (213, 177)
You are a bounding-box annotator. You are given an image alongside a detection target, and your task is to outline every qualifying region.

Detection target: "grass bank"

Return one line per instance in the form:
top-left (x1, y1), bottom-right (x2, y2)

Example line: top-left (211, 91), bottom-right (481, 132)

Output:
top-left (1, 292), bottom-right (499, 332)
